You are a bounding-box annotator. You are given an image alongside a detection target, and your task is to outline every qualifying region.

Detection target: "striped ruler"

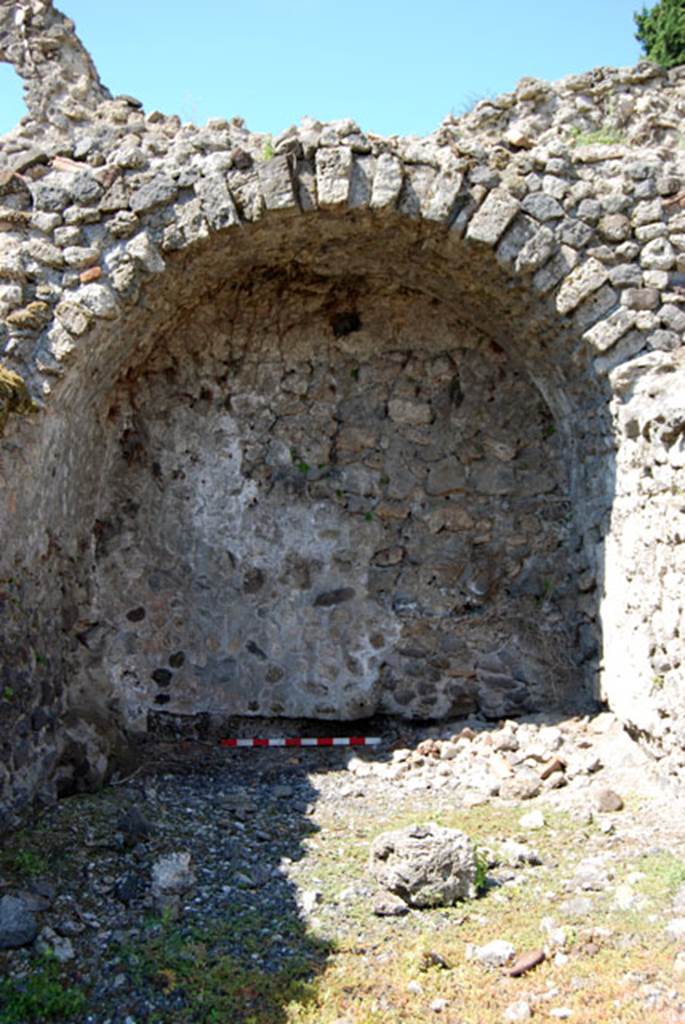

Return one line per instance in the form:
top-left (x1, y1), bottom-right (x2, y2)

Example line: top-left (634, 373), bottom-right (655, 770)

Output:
top-left (219, 736), bottom-right (382, 748)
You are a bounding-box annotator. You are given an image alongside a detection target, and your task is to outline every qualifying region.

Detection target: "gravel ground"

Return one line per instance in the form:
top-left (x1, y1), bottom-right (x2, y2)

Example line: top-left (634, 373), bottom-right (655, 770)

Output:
top-left (1, 712), bottom-right (685, 1023)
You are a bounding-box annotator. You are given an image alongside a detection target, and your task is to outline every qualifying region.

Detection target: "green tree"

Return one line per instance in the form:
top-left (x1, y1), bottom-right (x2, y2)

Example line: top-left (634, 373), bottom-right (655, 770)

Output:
top-left (634, 0), bottom-right (685, 69)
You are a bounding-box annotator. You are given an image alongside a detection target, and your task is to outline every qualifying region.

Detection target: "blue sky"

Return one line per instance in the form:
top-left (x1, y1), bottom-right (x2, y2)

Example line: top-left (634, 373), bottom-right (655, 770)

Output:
top-left (1, 0), bottom-right (645, 139)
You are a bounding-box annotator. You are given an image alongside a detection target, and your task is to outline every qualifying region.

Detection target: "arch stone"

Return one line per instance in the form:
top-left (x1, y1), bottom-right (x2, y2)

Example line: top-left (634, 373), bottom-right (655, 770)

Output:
top-left (1, 1), bottom-right (685, 820)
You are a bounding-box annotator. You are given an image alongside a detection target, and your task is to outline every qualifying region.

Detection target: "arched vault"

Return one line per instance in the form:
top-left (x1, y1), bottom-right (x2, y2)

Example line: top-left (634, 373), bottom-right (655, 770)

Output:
top-left (1, 1), bottom-right (684, 816)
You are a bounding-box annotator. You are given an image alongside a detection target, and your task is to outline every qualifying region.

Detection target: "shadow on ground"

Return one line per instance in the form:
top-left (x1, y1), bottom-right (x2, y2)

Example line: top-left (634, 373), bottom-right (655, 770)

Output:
top-left (0, 736), bottom-right (333, 1024)
top-left (1, 702), bottom-right (627, 1024)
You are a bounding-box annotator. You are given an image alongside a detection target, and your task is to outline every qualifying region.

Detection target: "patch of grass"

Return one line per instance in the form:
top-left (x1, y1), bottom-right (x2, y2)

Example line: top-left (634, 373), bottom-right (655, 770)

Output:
top-left (3, 752), bottom-right (682, 1024)
top-left (0, 956), bottom-right (87, 1023)
top-left (283, 801), bottom-right (684, 1024)
top-left (568, 124), bottom-right (626, 146)
top-left (635, 851), bottom-right (685, 899)
top-left (0, 813), bottom-right (81, 885)
top-left (0, 845), bottom-right (49, 878)
top-left (117, 915), bottom-right (326, 1024)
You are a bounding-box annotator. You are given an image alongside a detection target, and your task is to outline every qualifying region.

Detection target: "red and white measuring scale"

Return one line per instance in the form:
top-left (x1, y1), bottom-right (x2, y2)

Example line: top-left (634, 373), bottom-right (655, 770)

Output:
top-left (219, 736), bottom-right (382, 748)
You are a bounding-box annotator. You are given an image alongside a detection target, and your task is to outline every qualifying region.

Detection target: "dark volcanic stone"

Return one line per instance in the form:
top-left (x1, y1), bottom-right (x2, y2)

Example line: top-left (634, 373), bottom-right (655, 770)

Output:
top-left (314, 588), bottom-right (356, 607)
top-left (0, 895), bottom-right (38, 949)
top-left (117, 805), bottom-right (154, 843)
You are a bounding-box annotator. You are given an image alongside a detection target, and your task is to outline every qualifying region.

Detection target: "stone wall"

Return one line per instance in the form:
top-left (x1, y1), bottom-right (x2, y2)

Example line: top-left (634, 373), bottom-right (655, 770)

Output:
top-left (1, 0), bottom-right (685, 821)
top-left (86, 272), bottom-right (579, 727)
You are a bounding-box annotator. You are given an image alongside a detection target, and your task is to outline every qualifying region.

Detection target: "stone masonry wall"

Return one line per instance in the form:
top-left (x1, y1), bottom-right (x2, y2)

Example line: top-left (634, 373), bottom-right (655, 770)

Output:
top-left (1, 0), bottom-right (685, 821)
top-left (84, 278), bottom-right (574, 728)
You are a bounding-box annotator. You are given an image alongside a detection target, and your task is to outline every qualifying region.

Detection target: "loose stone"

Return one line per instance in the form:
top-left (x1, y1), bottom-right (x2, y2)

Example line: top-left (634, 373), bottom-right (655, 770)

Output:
top-left (0, 896), bottom-right (38, 949)
top-left (592, 788), bottom-right (624, 813)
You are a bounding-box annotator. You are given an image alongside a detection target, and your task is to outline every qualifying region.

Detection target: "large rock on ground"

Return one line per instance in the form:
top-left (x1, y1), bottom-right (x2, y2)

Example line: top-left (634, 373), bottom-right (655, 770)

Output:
top-left (0, 895), bottom-right (38, 948)
top-left (368, 823), bottom-right (478, 907)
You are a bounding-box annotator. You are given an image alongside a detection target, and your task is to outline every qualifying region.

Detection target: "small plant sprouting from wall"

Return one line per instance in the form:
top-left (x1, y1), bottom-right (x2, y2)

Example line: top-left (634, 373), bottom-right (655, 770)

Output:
top-left (567, 124), bottom-right (626, 147)
top-left (0, 365), bottom-right (35, 436)
top-left (290, 448), bottom-right (310, 475)
top-left (451, 89), bottom-right (496, 118)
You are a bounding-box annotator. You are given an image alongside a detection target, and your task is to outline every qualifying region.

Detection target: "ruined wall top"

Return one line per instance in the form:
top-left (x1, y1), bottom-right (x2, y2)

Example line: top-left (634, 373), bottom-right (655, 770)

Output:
top-left (0, 0), bottom-right (685, 412)
top-left (1, 0), bottom-right (684, 157)
top-left (0, 0), bottom-right (110, 128)
top-left (1, 0), bottom-right (683, 153)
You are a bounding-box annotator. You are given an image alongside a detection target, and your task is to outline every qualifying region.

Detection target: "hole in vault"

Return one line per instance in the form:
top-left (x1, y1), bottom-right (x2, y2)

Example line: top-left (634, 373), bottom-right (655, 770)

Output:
top-left (331, 311), bottom-right (362, 337)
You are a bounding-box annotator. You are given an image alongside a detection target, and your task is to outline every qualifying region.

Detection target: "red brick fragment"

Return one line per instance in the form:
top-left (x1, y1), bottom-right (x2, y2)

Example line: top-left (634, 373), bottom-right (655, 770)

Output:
top-left (539, 756), bottom-right (565, 780)
top-left (507, 949), bottom-right (546, 977)
top-left (80, 266), bottom-right (102, 284)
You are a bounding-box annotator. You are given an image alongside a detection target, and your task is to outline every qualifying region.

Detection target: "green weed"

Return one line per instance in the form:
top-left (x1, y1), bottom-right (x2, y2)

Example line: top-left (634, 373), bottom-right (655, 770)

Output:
top-left (0, 847), bottom-right (49, 878)
top-left (116, 915), bottom-right (325, 1023)
top-left (289, 449), bottom-right (310, 475)
top-left (568, 124), bottom-right (625, 146)
top-left (474, 846), bottom-right (489, 894)
top-left (0, 364), bottom-right (35, 436)
top-left (0, 956), bottom-right (87, 1023)
top-left (635, 851), bottom-right (685, 899)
